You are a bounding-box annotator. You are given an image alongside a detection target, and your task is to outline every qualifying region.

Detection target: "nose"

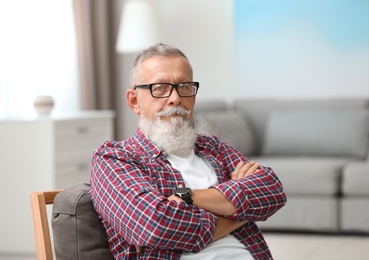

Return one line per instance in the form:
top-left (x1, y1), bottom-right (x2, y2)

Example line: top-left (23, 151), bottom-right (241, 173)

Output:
top-left (168, 87), bottom-right (182, 106)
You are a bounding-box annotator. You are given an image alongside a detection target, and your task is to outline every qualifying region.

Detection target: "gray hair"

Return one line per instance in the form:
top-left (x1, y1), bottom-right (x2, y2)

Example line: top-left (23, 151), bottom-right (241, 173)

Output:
top-left (130, 43), bottom-right (192, 88)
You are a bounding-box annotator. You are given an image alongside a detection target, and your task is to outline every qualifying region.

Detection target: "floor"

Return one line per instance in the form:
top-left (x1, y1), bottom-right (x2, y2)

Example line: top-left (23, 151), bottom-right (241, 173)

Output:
top-left (1, 232), bottom-right (369, 260)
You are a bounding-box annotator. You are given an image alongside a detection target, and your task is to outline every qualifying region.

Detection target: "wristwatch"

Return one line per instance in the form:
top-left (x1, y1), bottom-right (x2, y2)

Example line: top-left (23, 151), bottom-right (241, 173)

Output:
top-left (175, 187), bottom-right (193, 205)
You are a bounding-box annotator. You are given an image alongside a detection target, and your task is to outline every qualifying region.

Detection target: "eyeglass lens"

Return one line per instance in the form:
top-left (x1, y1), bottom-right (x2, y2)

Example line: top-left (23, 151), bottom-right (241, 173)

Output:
top-left (151, 83), bottom-right (197, 97)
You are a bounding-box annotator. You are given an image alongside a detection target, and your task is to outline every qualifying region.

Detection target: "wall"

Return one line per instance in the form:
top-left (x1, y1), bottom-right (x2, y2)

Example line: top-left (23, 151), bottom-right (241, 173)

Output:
top-left (234, 0), bottom-right (369, 100)
top-left (153, 0), bottom-right (234, 104)
top-left (117, 0), bottom-right (234, 139)
top-left (116, 0), bottom-right (369, 139)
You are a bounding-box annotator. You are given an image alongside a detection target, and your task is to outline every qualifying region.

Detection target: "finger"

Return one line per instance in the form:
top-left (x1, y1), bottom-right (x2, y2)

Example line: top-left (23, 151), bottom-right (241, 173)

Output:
top-left (240, 161), bottom-right (255, 172)
top-left (135, 245), bottom-right (142, 253)
top-left (231, 162), bottom-right (245, 180)
top-left (245, 162), bottom-right (260, 176)
top-left (168, 194), bottom-right (182, 202)
top-left (237, 161), bottom-right (257, 178)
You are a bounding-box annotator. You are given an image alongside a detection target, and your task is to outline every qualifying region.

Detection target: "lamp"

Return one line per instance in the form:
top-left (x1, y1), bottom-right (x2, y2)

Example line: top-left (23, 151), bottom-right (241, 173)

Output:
top-left (116, 0), bottom-right (161, 53)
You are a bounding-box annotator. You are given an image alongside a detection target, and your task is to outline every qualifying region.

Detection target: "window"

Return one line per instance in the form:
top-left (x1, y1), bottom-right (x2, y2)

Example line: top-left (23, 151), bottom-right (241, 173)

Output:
top-left (0, 0), bottom-right (79, 118)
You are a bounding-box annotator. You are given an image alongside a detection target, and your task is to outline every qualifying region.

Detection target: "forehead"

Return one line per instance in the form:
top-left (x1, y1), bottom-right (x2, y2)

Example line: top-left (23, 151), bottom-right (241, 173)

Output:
top-left (138, 55), bottom-right (193, 83)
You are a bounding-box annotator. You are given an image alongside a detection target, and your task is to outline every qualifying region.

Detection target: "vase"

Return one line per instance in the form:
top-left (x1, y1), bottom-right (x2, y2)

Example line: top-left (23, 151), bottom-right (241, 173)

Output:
top-left (33, 95), bottom-right (55, 115)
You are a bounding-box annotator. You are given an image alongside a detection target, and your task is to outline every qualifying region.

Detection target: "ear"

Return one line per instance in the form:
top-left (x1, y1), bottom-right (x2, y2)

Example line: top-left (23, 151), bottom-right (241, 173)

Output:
top-left (126, 89), bottom-right (141, 115)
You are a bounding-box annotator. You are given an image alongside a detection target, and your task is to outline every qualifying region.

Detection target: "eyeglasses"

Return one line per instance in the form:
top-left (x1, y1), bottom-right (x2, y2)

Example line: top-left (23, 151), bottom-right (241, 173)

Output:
top-left (134, 82), bottom-right (199, 98)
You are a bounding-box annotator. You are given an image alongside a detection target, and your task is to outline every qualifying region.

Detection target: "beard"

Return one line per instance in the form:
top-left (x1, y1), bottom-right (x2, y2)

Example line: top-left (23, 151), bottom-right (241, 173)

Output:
top-left (138, 106), bottom-right (197, 157)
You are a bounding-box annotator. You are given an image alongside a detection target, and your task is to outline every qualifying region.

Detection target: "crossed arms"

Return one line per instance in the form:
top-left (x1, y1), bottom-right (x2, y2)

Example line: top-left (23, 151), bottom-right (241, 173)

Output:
top-left (90, 138), bottom-right (286, 254)
top-left (169, 161), bottom-right (260, 242)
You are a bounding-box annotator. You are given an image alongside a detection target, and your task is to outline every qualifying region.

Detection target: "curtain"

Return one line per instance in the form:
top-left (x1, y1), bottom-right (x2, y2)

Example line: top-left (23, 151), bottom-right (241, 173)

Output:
top-left (73, 0), bottom-right (124, 139)
top-left (73, 0), bottom-right (111, 109)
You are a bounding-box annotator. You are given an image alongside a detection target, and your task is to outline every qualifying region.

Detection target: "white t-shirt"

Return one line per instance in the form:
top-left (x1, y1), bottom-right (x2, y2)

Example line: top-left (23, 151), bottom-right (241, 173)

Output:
top-left (167, 152), bottom-right (254, 260)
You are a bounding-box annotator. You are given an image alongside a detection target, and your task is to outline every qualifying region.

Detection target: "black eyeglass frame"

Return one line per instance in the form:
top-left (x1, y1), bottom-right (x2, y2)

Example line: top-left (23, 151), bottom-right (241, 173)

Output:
top-left (134, 82), bottom-right (200, 98)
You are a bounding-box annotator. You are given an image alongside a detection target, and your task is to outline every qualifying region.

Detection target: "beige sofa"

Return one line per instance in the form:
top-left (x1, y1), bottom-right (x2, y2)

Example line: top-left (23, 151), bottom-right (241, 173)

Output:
top-left (195, 99), bottom-right (369, 233)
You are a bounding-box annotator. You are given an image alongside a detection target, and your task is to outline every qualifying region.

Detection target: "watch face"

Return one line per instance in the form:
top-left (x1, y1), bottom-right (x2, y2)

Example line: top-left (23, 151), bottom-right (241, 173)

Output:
top-left (176, 187), bottom-right (191, 195)
top-left (175, 187), bottom-right (193, 205)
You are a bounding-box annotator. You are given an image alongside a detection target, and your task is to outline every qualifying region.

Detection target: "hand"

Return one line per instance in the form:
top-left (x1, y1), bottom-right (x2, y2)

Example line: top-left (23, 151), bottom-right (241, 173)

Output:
top-left (135, 245), bottom-right (142, 253)
top-left (167, 194), bottom-right (183, 202)
top-left (231, 161), bottom-right (260, 181)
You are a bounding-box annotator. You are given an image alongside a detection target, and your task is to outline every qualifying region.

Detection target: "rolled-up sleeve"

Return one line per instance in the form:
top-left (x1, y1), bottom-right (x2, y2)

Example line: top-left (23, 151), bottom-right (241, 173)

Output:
top-left (201, 135), bottom-right (287, 222)
top-left (213, 165), bottom-right (286, 221)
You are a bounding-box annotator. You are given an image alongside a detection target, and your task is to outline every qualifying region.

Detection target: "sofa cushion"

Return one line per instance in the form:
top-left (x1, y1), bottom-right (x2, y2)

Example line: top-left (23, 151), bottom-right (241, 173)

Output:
top-left (234, 99), bottom-right (369, 154)
top-left (258, 196), bottom-right (339, 231)
top-left (251, 156), bottom-right (354, 195)
top-left (342, 162), bottom-right (369, 196)
top-left (341, 198), bottom-right (369, 232)
top-left (262, 109), bottom-right (369, 158)
top-left (195, 111), bottom-right (256, 156)
top-left (52, 183), bottom-right (113, 260)
top-left (195, 101), bottom-right (227, 113)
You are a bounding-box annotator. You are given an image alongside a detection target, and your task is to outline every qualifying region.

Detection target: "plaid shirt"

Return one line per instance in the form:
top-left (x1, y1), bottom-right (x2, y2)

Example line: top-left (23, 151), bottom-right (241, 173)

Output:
top-left (90, 129), bottom-right (286, 259)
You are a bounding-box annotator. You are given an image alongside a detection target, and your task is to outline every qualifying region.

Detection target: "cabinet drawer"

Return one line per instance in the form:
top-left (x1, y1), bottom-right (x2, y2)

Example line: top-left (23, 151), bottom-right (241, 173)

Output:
top-left (55, 117), bottom-right (111, 133)
top-left (55, 130), bottom-right (107, 163)
top-left (55, 118), bottom-right (111, 143)
top-left (55, 118), bottom-right (112, 164)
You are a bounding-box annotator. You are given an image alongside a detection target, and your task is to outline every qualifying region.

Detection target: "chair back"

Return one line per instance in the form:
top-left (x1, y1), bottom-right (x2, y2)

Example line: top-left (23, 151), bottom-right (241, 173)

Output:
top-left (31, 183), bottom-right (113, 260)
top-left (52, 183), bottom-right (113, 259)
top-left (31, 189), bottom-right (62, 260)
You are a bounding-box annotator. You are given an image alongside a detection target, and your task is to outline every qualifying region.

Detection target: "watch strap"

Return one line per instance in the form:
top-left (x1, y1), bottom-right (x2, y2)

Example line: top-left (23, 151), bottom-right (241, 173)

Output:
top-left (179, 192), bottom-right (193, 205)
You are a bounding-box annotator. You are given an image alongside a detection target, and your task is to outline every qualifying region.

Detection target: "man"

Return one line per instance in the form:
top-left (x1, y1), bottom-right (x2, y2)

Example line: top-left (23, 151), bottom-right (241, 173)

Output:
top-left (90, 43), bottom-right (286, 259)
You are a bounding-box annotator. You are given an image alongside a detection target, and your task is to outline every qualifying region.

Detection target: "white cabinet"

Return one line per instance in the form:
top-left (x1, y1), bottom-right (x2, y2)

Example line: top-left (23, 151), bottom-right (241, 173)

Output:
top-left (0, 111), bottom-right (115, 256)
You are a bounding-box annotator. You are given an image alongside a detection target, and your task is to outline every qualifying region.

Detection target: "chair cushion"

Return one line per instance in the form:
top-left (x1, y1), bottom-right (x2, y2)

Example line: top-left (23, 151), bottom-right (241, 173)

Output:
top-left (52, 183), bottom-right (113, 260)
top-left (262, 109), bottom-right (369, 158)
top-left (195, 111), bottom-right (257, 156)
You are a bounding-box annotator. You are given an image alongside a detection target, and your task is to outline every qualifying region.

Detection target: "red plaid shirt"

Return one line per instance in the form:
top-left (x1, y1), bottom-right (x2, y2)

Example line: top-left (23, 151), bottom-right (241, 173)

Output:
top-left (90, 130), bottom-right (286, 259)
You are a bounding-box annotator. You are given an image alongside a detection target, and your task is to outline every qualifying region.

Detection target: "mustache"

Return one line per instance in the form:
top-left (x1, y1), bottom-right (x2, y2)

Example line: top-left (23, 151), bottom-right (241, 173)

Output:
top-left (156, 106), bottom-right (191, 117)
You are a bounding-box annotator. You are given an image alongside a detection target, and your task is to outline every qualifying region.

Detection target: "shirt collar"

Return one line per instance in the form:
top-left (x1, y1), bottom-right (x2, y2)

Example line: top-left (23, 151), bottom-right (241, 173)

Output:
top-left (134, 128), bottom-right (164, 159)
